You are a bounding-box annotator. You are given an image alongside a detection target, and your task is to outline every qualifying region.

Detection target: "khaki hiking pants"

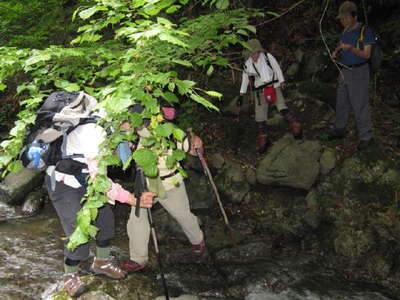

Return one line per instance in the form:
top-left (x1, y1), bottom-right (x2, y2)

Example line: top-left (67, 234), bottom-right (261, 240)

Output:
top-left (254, 86), bottom-right (287, 122)
top-left (126, 181), bottom-right (203, 265)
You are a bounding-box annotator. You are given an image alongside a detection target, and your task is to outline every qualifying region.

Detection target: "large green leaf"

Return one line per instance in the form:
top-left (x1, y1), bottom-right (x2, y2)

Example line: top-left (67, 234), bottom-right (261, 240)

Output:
top-left (216, 0), bottom-right (230, 10)
top-left (163, 91), bottom-right (179, 103)
top-left (154, 122), bottom-right (175, 138)
top-left (132, 148), bottom-right (158, 167)
top-left (25, 53), bottom-right (51, 66)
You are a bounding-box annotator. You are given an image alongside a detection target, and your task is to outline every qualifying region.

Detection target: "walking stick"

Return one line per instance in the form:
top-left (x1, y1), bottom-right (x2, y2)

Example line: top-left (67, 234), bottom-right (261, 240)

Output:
top-left (187, 129), bottom-right (230, 228)
top-left (195, 149), bottom-right (230, 228)
top-left (134, 166), bottom-right (170, 300)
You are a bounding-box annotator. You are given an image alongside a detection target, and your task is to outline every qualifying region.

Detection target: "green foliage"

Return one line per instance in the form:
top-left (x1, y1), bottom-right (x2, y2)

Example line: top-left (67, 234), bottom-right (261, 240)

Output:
top-left (0, 0), bottom-right (260, 250)
top-left (0, 0), bottom-right (83, 48)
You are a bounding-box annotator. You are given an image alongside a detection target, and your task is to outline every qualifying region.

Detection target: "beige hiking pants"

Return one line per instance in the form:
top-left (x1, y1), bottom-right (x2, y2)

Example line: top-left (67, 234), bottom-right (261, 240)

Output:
top-left (126, 181), bottom-right (203, 265)
top-left (254, 86), bottom-right (288, 122)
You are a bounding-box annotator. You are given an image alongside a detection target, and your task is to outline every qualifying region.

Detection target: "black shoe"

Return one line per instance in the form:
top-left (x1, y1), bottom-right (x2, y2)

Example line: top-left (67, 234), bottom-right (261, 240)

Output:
top-left (327, 129), bottom-right (344, 141)
top-left (357, 138), bottom-right (373, 151)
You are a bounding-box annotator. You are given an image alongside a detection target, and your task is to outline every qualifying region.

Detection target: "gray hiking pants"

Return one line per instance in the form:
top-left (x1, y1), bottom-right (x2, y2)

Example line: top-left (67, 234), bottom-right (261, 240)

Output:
top-left (335, 64), bottom-right (373, 141)
top-left (45, 175), bottom-right (115, 261)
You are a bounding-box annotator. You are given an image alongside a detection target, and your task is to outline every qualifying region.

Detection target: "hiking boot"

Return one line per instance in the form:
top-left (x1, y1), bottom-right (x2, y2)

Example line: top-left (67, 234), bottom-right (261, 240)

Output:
top-left (280, 109), bottom-right (303, 140)
top-left (90, 257), bottom-right (127, 279)
top-left (257, 134), bottom-right (271, 154)
top-left (192, 239), bottom-right (206, 256)
top-left (63, 273), bottom-right (88, 298)
top-left (120, 260), bottom-right (145, 273)
top-left (327, 128), bottom-right (345, 141)
top-left (357, 138), bottom-right (373, 151)
top-left (290, 122), bottom-right (303, 140)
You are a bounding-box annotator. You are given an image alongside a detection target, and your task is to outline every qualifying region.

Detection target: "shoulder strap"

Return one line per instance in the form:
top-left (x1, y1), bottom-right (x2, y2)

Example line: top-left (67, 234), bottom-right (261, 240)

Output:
top-left (264, 52), bottom-right (275, 80)
top-left (360, 25), bottom-right (366, 42)
top-left (264, 52), bottom-right (273, 69)
top-left (356, 25), bottom-right (366, 50)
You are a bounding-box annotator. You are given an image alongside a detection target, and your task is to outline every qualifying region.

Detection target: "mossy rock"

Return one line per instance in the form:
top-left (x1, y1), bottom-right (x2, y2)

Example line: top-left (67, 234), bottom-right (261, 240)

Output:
top-left (297, 80), bottom-right (337, 108)
top-left (49, 274), bottom-right (156, 300)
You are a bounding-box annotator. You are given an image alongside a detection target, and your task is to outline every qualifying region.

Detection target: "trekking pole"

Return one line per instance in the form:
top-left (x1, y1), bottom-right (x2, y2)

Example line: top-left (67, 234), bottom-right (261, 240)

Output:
top-left (187, 129), bottom-right (230, 227)
top-left (195, 149), bottom-right (230, 226)
top-left (234, 95), bottom-right (243, 122)
top-left (135, 166), bottom-right (170, 300)
top-left (249, 77), bottom-right (258, 119)
top-left (195, 149), bottom-right (230, 228)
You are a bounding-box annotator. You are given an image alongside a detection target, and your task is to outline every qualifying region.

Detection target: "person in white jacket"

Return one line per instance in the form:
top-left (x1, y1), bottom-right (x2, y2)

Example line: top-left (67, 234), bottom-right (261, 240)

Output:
top-left (239, 39), bottom-right (302, 153)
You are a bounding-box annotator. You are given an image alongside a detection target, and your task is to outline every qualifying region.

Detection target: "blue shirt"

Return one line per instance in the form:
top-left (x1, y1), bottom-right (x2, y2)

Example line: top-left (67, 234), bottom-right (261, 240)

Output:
top-left (339, 24), bottom-right (374, 66)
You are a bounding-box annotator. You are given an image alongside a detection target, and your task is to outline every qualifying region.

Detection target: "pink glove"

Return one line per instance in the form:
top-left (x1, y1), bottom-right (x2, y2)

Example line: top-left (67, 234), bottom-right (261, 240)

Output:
top-left (87, 158), bottom-right (99, 180)
top-left (106, 183), bottom-right (132, 203)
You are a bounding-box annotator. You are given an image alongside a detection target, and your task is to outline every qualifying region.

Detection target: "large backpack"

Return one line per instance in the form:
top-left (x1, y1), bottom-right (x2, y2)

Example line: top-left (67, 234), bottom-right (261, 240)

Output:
top-left (357, 25), bottom-right (382, 75)
top-left (19, 91), bottom-right (100, 174)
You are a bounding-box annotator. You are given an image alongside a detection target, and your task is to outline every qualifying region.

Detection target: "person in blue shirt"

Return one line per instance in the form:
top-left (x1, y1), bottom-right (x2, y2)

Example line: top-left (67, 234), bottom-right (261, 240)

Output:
top-left (328, 1), bottom-right (375, 150)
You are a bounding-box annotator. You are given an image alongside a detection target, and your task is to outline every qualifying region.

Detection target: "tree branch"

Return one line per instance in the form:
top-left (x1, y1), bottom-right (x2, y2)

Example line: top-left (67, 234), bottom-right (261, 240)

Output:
top-left (256, 0), bottom-right (308, 27)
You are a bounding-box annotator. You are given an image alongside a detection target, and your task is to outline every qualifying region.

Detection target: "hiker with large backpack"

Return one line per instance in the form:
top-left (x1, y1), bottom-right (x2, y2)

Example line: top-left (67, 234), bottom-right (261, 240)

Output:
top-left (328, 1), bottom-right (375, 150)
top-left (239, 38), bottom-right (302, 153)
top-left (120, 105), bottom-right (206, 274)
top-left (21, 91), bottom-right (156, 297)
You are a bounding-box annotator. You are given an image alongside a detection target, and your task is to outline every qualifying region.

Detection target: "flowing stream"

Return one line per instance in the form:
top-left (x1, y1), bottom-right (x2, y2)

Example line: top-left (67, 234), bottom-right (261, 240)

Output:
top-left (0, 200), bottom-right (398, 300)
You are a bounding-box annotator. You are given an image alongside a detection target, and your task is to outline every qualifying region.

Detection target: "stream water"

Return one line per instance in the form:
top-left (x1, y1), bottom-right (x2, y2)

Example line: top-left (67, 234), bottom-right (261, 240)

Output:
top-left (0, 202), bottom-right (63, 300)
top-left (0, 200), bottom-right (398, 300)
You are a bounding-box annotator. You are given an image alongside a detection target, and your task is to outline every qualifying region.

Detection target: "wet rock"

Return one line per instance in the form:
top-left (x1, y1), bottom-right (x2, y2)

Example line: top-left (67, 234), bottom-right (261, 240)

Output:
top-left (185, 169), bottom-right (215, 210)
top-left (299, 51), bottom-right (326, 79)
top-left (245, 168), bottom-right (257, 185)
top-left (48, 273), bottom-right (155, 300)
top-left (222, 95), bottom-right (251, 116)
top-left (320, 148), bottom-right (336, 175)
top-left (21, 191), bottom-right (44, 216)
top-left (266, 113), bottom-right (286, 127)
top-left (0, 201), bottom-right (16, 220)
top-left (166, 248), bottom-right (211, 265)
top-left (297, 80), bottom-right (337, 108)
top-left (304, 189), bottom-right (321, 229)
top-left (295, 49), bottom-right (305, 63)
top-left (215, 242), bottom-right (272, 264)
top-left (79, 291), bottom-right (116, 300)
top-left (256, 134), bottom-right (322, 190)
top-left (209, 153), bottom-right (225, 170)
top-left (286, 62), bottom-right (299, 77)
top-left (162, 266), bottom-right (224, 296)
top-left (215, 161), bottom-right (250, 203)
top-left (155, 296), bottom-right (217, 300)
top-left (313, 153), bottom-right (400, 210)
top-left (0, 167), bottom-right (44, 205)
top-left (365, 253), bottom-right (393, 280)
top-left (334, 228), bottom-right (375, 259)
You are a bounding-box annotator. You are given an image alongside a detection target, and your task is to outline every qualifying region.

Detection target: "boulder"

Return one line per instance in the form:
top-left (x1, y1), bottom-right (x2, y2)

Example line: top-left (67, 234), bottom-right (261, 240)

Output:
top-left (256, 135), bottom-right (322, 190)
top-left (0, 168), bottom-right (44, 205)
top-left (185, 169), bottom-right (215, 210)
top-left (0, 200), bottom-right (16, 221)
top-left (215, 160), bottom-right (250, 203)
top-left (21, 191), bottom-right (45, 216)
top-left (319, 148), bottom-right (336, 175)
top-left (222, 95), bottom-right (251, 116)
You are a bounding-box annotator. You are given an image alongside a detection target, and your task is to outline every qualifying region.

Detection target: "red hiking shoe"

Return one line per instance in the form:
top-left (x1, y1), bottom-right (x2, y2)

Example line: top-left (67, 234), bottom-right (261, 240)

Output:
top-left (192, 239), bottom-right (206, 256)
top-left (120, 260), bottom-right (145, 273)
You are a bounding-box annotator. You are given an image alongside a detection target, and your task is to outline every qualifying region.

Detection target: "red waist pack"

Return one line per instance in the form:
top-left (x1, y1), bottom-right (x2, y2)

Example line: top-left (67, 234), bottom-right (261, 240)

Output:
top-left (263, 86), bottom-right (277, 103)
